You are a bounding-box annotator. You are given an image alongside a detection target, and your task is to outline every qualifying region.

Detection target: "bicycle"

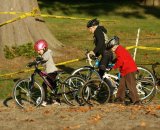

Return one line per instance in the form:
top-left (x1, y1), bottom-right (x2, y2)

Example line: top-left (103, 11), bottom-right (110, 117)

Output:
top-left (81, 68), bottom-right (156, 106)
top-left (72, 51), bottom-right (156, 84)
top-left (12, 58), bottom-right (85, 108)
top-left (72, 52), bottom-right (156, 105)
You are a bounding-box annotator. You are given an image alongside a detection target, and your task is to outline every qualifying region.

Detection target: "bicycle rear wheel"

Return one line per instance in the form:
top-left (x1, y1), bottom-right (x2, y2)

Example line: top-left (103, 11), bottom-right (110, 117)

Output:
top-left (137, 66), bottom-right (156, 85)
top-left (81, 79), bottom-right (110, 106)
top-left (13, 78), bottom-right (45, 108)
top-left (136, 79), bottom-right (156, 104)
top-left (62, 75), bottom-right (85, 106)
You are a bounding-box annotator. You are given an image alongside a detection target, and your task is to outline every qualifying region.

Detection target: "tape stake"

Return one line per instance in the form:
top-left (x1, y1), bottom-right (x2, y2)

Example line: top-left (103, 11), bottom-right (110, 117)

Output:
top-left (133, 28), bottom-right (140, 61)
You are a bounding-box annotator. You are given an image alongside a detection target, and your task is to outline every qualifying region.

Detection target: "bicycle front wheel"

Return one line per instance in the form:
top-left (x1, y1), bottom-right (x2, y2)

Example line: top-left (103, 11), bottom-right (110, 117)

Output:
top-left (71, 66), bottom-right (100, 80)
top-left (136, 79), bottom-right (156, 104)
top-left (62, 75), bottom-right (85, 106)
top-left (81, 79), bottom-right (110, 106)
top-left (13, 78), bottom-right (45, 108)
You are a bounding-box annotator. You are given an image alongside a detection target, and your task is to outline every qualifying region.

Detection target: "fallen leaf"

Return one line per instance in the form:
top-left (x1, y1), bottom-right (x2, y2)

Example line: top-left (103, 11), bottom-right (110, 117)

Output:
top-left (64, 125), bottom-right (81, 130)
top-left (140, 121), bottom-right (146, 127)
top-left (156, 105), bottom-right (160, 110)
top-left (88, 114), bottom-right (102, 123)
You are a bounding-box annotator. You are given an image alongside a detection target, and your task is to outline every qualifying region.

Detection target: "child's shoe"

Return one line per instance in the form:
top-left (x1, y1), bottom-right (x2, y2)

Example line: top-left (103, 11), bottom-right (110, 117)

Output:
top-left (52, 99), bottom-right (61, 105)
top-left (41, 101), bottom-right (47, 107)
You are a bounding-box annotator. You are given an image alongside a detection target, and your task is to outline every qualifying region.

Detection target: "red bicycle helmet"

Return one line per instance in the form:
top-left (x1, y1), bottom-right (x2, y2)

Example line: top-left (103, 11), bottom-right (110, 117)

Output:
top-left (34, 39), bottom-right (48, 52)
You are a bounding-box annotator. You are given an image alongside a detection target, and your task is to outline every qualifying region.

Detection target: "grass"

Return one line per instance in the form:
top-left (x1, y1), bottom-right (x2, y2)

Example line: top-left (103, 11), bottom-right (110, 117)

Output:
top-left (0, 0), bottom-right (160, 99)
top-left (0, 79), bottom-right (13, 99)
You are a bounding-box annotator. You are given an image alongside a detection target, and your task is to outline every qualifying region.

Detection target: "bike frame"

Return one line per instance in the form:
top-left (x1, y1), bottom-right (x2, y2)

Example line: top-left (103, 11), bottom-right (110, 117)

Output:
top-left (30, 64), bottom-right (56, 92)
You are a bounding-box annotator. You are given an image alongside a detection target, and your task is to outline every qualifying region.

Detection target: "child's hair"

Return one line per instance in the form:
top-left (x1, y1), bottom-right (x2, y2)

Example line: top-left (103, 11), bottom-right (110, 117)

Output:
top-left (34, 39), bottom-right (48, 52)
top-left (106, 36), bottom-right (119, 49)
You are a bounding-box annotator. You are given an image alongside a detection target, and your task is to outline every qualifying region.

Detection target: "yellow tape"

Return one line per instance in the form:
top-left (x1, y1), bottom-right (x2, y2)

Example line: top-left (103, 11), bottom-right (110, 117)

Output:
top-left (126, 46), bottom-right (135, 50)
top-left (0, 9), bottom-right (117, 23)
top-left (0, 45), bottom-right (160, 78)
top-left (126, 46), bottom-right (160, 51)
top-left (0, 8), bottom-right (160, 78)
top-left (55, 59), bottom-right (80, 66)
top-left (0, 58), bottom-right (85, 78)
top-left (0, 12), bottom-right (23, 15)
top-left (0, 8), bottom-right (38, 27)
top-left (39, 14), bottom-right (116, 22)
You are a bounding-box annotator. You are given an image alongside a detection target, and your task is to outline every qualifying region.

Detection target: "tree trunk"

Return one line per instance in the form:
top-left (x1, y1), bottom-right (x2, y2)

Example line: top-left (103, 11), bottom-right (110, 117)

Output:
top-left (0, 0), bottom-right (62, 56)
top-left (139, 0), bottom-right (160, 6)
top-left (153, 0), bottom-right (160, 6)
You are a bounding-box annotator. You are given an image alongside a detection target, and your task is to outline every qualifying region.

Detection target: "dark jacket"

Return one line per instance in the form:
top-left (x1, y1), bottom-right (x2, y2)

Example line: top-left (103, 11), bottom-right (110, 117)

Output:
top-left (93, 26), bottom-right (107, 57)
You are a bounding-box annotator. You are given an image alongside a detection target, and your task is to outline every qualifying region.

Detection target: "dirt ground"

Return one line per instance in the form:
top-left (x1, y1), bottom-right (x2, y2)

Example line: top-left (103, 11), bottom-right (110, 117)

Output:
top-left (0, 52), bottom-right (160, 130)
top-left (0, 98), bottom-right (160, 130)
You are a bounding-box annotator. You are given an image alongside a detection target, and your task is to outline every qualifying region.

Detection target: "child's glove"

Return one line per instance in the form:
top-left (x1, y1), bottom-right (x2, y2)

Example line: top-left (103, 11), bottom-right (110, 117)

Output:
top-left (27, 61), bottom-right (36, 68)
top-left (36, 56), bottom-right (43, 61)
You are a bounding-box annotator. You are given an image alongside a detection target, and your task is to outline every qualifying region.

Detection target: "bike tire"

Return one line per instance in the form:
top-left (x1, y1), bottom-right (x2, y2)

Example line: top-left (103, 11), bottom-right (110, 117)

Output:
top-left (137, 66), bottom-right (156, 85)
top-left (12, 78), bottom-right (45, 108)
top-left (81, 79), bottom-right (110, 106)
top-left (62, 75), bottom-right (86, 106)
top-left (136, 79), bottom-right (156, 104)
top-left (71, 66), bottom-right (100, 80)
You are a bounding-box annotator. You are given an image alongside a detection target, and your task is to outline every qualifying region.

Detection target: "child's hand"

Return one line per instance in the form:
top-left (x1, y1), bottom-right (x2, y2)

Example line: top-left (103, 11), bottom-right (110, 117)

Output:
top-left (36, 56), bottom-right (43, 61)
top-left (106, 67), bottom-right (112, 72)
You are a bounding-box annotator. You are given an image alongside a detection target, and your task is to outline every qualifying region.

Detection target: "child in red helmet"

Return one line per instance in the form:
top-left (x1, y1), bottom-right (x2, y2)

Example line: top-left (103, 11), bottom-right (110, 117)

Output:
top-left (34, 39), bottom-right (60, 106)
top-left (106, 36), bottom-right (141, 105)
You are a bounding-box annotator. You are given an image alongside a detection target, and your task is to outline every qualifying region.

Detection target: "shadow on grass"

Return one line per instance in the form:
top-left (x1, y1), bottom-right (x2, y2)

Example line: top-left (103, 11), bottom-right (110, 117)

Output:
top-left (38, 0), bottom-right (160, 19)
top-left (3, 96), bottom-right (13, 107)
top-left (0, 78), bottom-right (20, 107)
top-left (57, 65), bottom-right (75, 74)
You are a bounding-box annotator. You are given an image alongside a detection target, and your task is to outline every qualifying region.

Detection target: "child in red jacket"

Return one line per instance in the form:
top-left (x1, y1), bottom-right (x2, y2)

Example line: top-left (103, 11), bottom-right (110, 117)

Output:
top-left (106, 36), bottom-right (141, 105)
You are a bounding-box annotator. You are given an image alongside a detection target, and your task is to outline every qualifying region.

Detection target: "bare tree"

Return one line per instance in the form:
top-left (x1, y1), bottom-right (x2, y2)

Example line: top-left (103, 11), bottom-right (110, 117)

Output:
top-left (0, 0), bottom-right (62, 56)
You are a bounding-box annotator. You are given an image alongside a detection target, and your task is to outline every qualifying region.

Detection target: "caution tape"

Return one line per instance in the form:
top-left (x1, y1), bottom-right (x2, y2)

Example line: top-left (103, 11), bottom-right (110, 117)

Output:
top-left (0, 8), bottom-right (38, 27)
top-left (0, 11), bottom-right (116, 22)
top-left (0, 8), bottom-right (117, 27)
top-left (0, 45), bottom-right (160, 78)
top-left (126, 46), bottom-right (160, 51)
top-left (0, 8), bottom-right (160, 78)
top-left (0, 58), bottom-right (85, 78)
top-left (0, 44), bottom-right (160, 78)
top-left (55, 58), bottom-right (85, 66)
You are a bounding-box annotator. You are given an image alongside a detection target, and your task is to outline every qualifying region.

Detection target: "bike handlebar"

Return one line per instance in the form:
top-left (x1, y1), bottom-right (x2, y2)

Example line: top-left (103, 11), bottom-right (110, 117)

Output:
top-left (87, 53), bottom-right (93, 67)
top-left (27, 57), bottom-right (47, 68)
top-left (86, 53), bottom-right (98, 67)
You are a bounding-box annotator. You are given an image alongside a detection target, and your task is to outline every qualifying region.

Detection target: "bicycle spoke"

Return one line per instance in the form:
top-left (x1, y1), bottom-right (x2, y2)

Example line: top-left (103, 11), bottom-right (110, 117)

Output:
top-left (81, 79), bottom-right (110, 106)
top-left (63, 76), bottom-right (85, 106)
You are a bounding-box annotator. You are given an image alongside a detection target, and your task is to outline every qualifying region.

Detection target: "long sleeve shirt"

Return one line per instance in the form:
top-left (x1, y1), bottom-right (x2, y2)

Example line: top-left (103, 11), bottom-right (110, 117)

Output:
top-left (42, 49), bottom-right (58, 73)
top-left (113, 45), bottom-right (137, 76)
